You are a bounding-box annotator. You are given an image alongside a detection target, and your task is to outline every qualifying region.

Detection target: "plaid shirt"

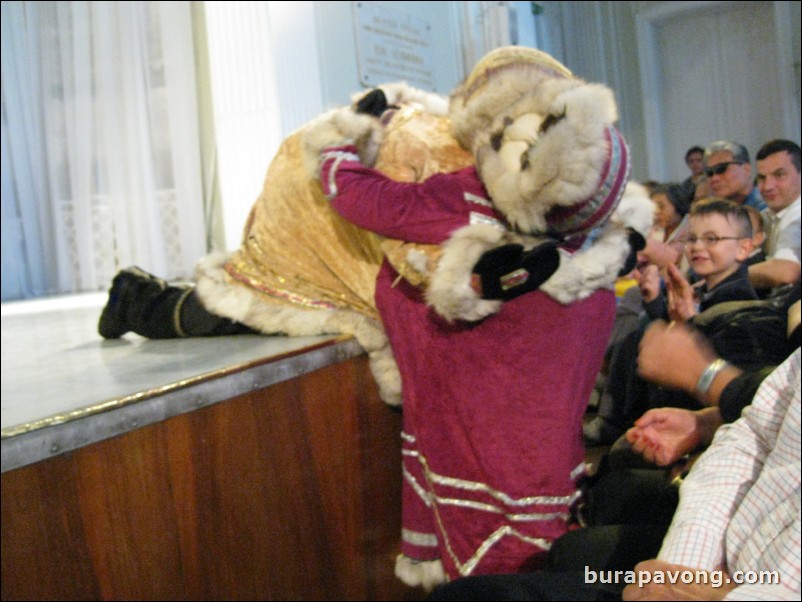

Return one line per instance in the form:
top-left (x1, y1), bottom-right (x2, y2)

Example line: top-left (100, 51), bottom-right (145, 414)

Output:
top-left (659, 348), bottom-right (801, 600)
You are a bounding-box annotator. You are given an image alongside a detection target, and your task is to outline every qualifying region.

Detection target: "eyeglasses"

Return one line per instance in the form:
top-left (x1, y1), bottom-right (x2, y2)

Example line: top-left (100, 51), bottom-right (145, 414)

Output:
top-left (684, 234), bottom-right (745, 247)
top-left (704, 161), bottom-right (744, 178)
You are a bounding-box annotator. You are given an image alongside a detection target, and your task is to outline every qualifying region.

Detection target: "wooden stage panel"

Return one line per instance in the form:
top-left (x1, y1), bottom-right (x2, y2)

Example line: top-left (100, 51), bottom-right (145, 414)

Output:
top-left (1, 355), bottom-right (418, 601)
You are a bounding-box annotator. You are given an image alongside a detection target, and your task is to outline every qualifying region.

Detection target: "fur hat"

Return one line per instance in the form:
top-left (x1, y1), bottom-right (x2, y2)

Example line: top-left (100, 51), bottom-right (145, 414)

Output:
top-left (453, 46), bottom-right (626, 250)
top-left (450, 46), bottom-right (575, 153)
top-left (544, 125), bottom-right (630, 249)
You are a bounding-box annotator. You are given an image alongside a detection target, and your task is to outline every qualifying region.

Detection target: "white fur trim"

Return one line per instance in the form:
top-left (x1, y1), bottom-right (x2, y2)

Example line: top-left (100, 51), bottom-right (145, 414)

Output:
top-left (540, 228), bottom-right (630, 304)
top-left (405, 248), bottom-right (430, 276)
top-left (302, 108), bottom-right (384, 177)
top-left (425, 225), bottom-right (505, 322)
top-left (537, 180), bottom-right (654, 305)
top-left (608, 181), bottom-right (654, 239)
top-left (193, 253), bottom-right (402, 406)
top-left (394, 554), bottom-right (447, 591)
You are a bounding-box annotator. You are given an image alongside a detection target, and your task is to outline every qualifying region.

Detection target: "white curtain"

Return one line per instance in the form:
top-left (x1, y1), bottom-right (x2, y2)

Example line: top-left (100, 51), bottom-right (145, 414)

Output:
top-left (1, 1), bottom-right (206, 301)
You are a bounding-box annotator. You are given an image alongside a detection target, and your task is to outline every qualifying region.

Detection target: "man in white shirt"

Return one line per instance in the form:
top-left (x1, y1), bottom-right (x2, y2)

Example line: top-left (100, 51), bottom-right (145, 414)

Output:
top-left (749, 139), bottom-right (801, 295)
top-left (623, 348), bottom-right (801, 601)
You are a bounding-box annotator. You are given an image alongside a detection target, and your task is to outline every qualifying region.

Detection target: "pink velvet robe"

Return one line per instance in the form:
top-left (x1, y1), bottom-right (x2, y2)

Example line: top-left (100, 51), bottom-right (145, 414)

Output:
top-left (321, 146), bottom-right (615, 578)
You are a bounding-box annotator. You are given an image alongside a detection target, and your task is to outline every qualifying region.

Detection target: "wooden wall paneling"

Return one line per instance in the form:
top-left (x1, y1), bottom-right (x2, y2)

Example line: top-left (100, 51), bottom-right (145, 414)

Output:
top-left (1, 455), bottom-right (100, 600)
top-left (75, 426), bottom-right (190, 600)
top-left (1, 354), bottom-right (417, 601)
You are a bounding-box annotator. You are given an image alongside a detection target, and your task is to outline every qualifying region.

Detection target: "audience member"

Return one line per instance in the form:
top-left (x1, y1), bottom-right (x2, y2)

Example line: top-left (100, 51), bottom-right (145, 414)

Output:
top-left (629, 286), bottom-right (799, 467)
top-left (636, 183), bottom-right (692, 270)
top-left (703, 140), bottom-right (767, 211)
top-left (640, 198), bottom-right (757, 322)
top-left (679, 145), bottom-right (705, 200)
top-left (583, 184), bottom-right (689, 443)
top-left (586, 199), bottom-right (762, 445)
top-left (743, 205), bottom-right (767, 265)
top-left (623, 347), bottom-right (801, 601)
top-left (692, 174), bottom-right (711, 201)
top-left (748, 138), bottom-right (801, 296)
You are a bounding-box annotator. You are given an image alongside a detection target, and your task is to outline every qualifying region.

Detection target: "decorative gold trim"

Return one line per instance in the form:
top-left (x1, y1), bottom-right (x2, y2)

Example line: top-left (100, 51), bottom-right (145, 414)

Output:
top-left (173, 287), bottom-right (194, 338)
top-left (1, 336), bottom-right (350, 438)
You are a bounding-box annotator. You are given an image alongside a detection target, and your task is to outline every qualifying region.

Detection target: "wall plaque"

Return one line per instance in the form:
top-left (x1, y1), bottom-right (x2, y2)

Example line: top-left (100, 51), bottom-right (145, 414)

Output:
top-left (354, 1), bottom-right (435, 90)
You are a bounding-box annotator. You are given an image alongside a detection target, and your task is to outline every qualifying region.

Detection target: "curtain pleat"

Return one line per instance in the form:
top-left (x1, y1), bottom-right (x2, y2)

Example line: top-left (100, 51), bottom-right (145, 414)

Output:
top-left (1, 1), bottom-right (205, 300)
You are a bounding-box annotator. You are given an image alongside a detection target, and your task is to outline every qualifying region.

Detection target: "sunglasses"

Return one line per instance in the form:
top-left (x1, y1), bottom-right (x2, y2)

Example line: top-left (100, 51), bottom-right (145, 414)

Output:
top-left (704, 161), bottom-right (744, 178)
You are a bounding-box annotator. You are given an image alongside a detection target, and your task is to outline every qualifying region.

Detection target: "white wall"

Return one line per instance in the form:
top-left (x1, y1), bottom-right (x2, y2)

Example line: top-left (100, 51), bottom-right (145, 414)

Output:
top-left (313, 1), bottom-right (466, 108)
top-left (205, 1), bottom-right (468, 250)
top-left (634, 1), bottom-right (800, 183)
top-left (203, 0), bottom-right (801, 250)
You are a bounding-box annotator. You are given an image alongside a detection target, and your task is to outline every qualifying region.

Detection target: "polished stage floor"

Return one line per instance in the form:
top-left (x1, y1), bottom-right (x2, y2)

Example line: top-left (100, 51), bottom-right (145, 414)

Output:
top-left (1, 292), bottom-right (353, 471)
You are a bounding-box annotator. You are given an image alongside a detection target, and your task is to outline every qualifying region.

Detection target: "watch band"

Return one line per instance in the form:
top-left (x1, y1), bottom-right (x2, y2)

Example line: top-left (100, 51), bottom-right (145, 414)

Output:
top-left (695, 358), bottom-right (729, 396)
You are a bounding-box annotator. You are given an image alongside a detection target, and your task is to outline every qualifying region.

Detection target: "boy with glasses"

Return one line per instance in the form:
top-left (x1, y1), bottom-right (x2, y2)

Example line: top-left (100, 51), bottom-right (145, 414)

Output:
top-left (703, 140), bottom-right (767, 211)
top-left (639, 198), bottom-right (757, 322)
top-left (584, 200), bottom-right (759, 446)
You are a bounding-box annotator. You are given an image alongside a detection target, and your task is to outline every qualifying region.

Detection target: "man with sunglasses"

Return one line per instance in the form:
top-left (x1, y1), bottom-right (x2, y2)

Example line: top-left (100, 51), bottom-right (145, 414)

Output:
top-left (703, 140), bottom-right (767, 211)
top-left (748, 139), bottom-right (801, 297)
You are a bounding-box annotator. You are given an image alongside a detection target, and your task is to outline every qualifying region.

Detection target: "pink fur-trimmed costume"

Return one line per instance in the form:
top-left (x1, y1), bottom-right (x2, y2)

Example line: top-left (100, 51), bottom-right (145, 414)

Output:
top-left (320, 146), bottom-right (618, 578)
top-left (189, 46), bottom-right (653, 589)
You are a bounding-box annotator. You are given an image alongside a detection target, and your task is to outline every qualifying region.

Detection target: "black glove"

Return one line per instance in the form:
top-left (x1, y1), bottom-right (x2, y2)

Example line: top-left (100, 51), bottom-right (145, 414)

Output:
top-left (355, 88), bottom-right (389, 117)
top-left (472, 241), bottom-right (560, 300)
top-left (618, 228), bottom-right (647, 277)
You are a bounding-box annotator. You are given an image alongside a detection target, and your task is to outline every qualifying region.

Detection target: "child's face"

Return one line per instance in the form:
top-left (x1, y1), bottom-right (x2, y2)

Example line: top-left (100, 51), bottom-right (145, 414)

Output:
top-left (651, 192), bottom-right (681, 230)
top-left (685, 213), bottom-right (752, 286)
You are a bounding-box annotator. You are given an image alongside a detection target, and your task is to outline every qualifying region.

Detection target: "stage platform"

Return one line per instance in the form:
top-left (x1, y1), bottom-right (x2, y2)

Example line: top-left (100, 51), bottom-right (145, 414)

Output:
top-left (1, 293), bottom-right (416, 601)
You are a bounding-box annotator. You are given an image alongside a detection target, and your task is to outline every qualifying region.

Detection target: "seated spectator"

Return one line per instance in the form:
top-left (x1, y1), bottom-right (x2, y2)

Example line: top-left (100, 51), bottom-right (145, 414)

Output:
top-left (584, 184), bottom-right (689, 443)
top-left (703, 140), bottom-right (767, 211)
top-left (744, 205), bottom-right (767, 267)
top-left (586, 199), bottom-right (765, 445)
top-left (641, 198), bottom-right (758, 322)
top-left (679, 145), bottom-right (705, 201)
top-left (693, 174), bottom-right (711, 201)
top-left (628, 282), bottom-right (800, 466)
top-left (636, 183), bottom-right (692, 271)
top-left (623, 348), bottom-right (801, 601)
top-left (748, 139), bottom-right (801, 297)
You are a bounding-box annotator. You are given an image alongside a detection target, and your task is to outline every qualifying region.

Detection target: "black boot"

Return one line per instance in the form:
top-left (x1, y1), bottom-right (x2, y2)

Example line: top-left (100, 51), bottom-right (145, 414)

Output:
top-left (99, 266), bottom-right (257, 339)
top-left (99, 267), bottom-right (187, 339)
top-left (178, 290), bottom-right (257, 337)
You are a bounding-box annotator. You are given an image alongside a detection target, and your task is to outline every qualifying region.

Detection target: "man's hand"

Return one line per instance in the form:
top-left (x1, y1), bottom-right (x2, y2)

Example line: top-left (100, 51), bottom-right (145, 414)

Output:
top-left (626, 407), bottom-right (724, 466)
top-left (623, 559), bottom-right (736, 600)
top-left (627, 408), bottom-right (701, 466)
top-left (638, 320), bottom-right (717, 392)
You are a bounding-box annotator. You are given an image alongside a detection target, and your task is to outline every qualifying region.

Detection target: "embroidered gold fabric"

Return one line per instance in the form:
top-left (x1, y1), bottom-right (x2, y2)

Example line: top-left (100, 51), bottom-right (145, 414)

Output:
top-left (376, 107), bottom-right (473, 287)
top-left (225, 129), bottom-right (384, 320)
top-left (225, 107), bottom-right (474, 316)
